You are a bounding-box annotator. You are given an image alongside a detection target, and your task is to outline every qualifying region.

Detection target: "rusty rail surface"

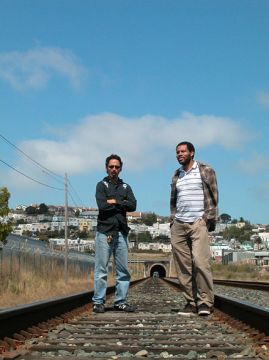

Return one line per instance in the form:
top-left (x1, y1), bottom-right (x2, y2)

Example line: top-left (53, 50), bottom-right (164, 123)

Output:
top-left (164, 278), bottom-right (269, 336)
top-left (0, 278), bottom-right (145, 340)
top-left (0, 278), bottom-right (268, 359)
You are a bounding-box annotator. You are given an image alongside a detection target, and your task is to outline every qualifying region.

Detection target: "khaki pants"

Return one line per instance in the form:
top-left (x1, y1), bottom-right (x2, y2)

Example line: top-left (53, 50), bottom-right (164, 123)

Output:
top-left (171, 218), bottom-right (214, 307)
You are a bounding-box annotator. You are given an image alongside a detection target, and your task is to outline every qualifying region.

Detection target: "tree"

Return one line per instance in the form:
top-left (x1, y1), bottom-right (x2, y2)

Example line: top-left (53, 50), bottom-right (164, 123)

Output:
top-left (38, 203), bottom-right (49, 214)
top-left (25, 205), bottom-right (38, 215)
top-left (220, 225), bottom-right (252, 243)
top-left (137, 231), bottom-right (152, 242)
top-left (16, 218), bottom-right (27, 225)
top-left (141, 212), bottom-right (157, 226)
top-left (128, 231), bottom-right (137, 241)
top-left (77, 230), bottom-right (89, 239)
top-left (219, 213), bottom-right (231, 224)
top-left (0, 187), bottom-right (13, 245)
top-left (153, 235), bottom-right (170, 243)
top-left (38, 234), bottom-right (49, 242)
top-left (244, 221), bottom-right (252, 230)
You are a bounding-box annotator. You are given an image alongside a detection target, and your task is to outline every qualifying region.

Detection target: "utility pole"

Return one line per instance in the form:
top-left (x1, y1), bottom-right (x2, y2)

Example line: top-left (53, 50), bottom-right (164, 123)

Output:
top-left (64, 172), bottom-right (68, 283)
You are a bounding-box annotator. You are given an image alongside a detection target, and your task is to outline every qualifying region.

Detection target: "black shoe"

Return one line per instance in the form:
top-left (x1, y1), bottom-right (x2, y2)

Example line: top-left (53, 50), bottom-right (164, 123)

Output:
top-left (182, 303), bottom-right (197, 314)
top-left (171, 303), bottom-right (197, 314)
top-left (93, 303), bottom-right (105, 313)
top-left (114, 303), bottom-right (136, 312)
top-left (198, 304), bottom-right (213, 316)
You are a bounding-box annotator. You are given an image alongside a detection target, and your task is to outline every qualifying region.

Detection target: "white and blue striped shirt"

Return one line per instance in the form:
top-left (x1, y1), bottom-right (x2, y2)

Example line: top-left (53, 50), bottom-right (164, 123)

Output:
top-left (175, 161), bottom-right (204, 223)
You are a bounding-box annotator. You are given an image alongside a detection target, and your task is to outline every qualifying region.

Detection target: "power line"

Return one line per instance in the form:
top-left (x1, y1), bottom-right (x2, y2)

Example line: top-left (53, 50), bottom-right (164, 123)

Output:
top-left (68, 179), bottom-right (87, 208)
top-left (0, 158), bottom-right (64, 191)
top-left (68, 190), bottom-right (79, 208)
top-left (0, 133), bottom-right (65, 184)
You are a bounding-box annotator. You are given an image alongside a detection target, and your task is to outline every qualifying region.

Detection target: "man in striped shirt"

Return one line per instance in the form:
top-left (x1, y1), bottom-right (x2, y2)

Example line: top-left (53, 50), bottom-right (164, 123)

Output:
top-left (170, 141), bottom-right (219, 316)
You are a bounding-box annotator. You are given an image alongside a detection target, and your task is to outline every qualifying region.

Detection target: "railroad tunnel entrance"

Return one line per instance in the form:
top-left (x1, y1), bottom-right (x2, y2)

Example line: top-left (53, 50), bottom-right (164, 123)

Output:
top-left (150, 264), bottom-right (166, 278)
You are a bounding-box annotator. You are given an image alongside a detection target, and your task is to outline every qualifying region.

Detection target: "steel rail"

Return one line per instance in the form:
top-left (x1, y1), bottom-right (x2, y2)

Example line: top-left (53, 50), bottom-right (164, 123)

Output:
top-left (168, 276), bottom-right (269, 291)
top-left (0, 289), bottom-right (94, 340)
top-left (163, 278), bottom-right (269, 336)
top-left (0, 277), bottom-right (268, 360)
top-left (0, 279), bottom-right (145, 341)
top-left (1, 277), bottom-right (268, 342)
top-left (213, 278), bottom-right (269, 291)
top-left (214, 294), bottom-right (269, 335)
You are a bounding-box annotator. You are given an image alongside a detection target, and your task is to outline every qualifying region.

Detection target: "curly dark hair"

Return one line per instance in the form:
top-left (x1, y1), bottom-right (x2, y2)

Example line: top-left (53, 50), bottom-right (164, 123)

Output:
top-left (105, 154), bottom-right (123, 168)
top-left (176, 141), bottom-right (195, 159)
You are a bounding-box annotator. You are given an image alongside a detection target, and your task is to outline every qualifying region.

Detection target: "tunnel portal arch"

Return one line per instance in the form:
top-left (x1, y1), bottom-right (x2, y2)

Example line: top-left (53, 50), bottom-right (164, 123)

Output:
top-left (149, 264), bottom-right (167, 278)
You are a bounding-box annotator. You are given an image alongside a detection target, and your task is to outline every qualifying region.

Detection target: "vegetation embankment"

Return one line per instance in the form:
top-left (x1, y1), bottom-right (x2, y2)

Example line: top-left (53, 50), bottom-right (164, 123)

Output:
top-left (0, 253), bottom-right (145, 310)
top-left (1, 259), bottom-right (268, 310)
top-left (0, 256), bottom-right (92, 309)
top-left (212, 262), bottom-right (269, 282)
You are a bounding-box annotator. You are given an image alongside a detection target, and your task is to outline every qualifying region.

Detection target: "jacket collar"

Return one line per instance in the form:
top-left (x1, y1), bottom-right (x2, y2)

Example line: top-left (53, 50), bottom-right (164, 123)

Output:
top-left (103, 176), bottom-right (123, 185)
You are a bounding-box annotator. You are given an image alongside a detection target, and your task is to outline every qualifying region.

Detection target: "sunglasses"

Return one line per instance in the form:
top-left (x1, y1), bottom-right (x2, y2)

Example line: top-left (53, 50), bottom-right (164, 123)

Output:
top-left (108, 165), bottom-right (121, 169)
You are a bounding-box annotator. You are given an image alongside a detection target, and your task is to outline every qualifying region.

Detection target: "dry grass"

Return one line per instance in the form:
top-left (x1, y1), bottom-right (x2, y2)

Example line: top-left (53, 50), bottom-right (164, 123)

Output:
top-left (0, 273), bottom-right (92, 309)
top-left (1, 252), bottom-right (268, 310)
top-left (129, 251), bottom-right (170, 260)
top-left (0, 257), bottom-right (94, 309)
top-left (212, 262), bottom-right (269, 282)
top-left (0, 255), bottom-right (146, 310)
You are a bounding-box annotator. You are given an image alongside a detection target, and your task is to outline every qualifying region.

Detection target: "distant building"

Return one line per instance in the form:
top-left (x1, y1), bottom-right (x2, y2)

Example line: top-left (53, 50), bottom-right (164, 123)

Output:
top-left (79, 218), bottom-right (94, 232)
top-left (235, 222), bottom-right (246, 229)
top-left (129, 223), bottom-right (148, 233)
top-left (210, 244), bottom-right (231, 261)
top-left (252, 226), bottom-right (266, 233)
top-left (146, 223), bottom-right (171, 238)
top-left (48, 238), bottom-right (95, 252)
top-left (241, 242), bottom-right (253, 251)
top-left (37, 214), bottom-right (53, 222)
top-left (8, 212), bottom-right (26, 221)
top-left (80, 209), bottom-right (98, 219)
top-left (213, 249), bottom-right (269, 268)
top-left (254, 251), bottom-right (269, 267)
top-left (138, 242), bottom-right (171, 253)
top-left (258, 232), bottom-right (269, 248)
top-left (15, 205), bottom-right (28, 211)
top-left (47, 205), bottom-right (75, 216)
top-left (215, 223), bottom-right (233, 232)
top-left (15, 222), bottom-right (51, 233)
top-left (127, 212), bottom-right (142, 221)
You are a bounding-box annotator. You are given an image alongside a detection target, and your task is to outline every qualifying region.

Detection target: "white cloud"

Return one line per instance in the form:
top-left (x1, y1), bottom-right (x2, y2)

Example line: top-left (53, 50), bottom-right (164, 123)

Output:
top-left (257, 91), bottom-right (269, 108)
top-left (0, 46), bottom-right (86, 90)
top-left (13, 112), bottom-right (252, 177)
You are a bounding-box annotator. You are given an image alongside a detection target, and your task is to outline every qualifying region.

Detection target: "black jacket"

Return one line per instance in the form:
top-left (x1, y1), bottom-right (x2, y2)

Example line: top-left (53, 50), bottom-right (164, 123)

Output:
top-left (96, 176), bottom-right (137, 235)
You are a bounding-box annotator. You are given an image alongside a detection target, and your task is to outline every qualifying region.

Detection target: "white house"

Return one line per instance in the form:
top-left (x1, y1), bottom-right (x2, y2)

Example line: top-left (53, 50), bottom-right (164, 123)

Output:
top-left (16, 222), bottom-right (51, 233)
top-left (138, 242), bottom-right (171, 253)
top-left (258, 232), bottom-right (269, 248)
top-left (210, 244), bottom-right (231, 260)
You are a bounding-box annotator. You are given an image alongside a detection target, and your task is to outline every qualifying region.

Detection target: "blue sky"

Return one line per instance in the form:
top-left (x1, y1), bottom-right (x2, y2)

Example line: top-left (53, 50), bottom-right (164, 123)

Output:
top-left (0, 1), bottom-right (269, 224)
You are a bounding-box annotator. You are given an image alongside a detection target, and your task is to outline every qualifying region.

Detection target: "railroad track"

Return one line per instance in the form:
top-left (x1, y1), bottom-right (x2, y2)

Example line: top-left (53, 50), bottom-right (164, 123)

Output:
top-left (213, 279), bottom-right (269, 291)
top-left (0, 278), bottom-right (268, 359)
